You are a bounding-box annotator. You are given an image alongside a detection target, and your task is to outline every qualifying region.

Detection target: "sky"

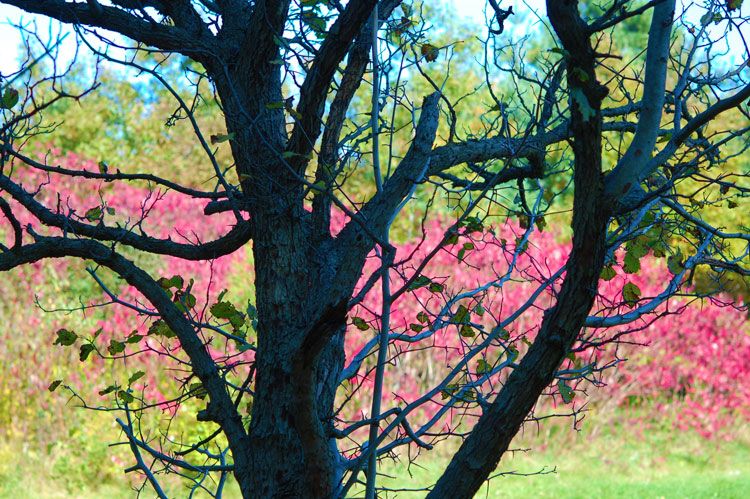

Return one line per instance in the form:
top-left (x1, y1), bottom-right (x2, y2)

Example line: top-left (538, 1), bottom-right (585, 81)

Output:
top-left (0, 0), bottom-right (547, 77)
top-left (0, 1), bottom-right (746, 81)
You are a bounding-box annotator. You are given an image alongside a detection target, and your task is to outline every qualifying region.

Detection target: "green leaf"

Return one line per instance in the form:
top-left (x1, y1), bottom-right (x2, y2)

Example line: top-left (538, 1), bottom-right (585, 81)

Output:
top-left (623, 250), bottom-right (641, 274)
top-left (174, 291), bottom-right (196, 311)
top-left (667, 249), bottom-right (684, 275)
top-left (727, 0), bottom-right (743, 12)
top-left (409, 324), bottom-right (424, 333)
top-left (558, 379), bottom-right (575, 403)
top-left (444, 232), bottom-right (459, 246)
top-left (48, 380), bottom-right (63, 392)
top-left (283, 150), bottom-right (313, 160)
top-left (352, 317), bottom-right (370, 331)
top-left (459, 324), bottom-right (475, 337)
top-left (98, 385), bottom-right (117, 396)
top-left (506, 344), bottom-right (518, 361)
top-left (157, 275), bottom-right (184, 290)
top-left (420, 42), bottom-right (439, 62)
top-left (302, 11), bottom-right (327, 33)
top-left (211, 301), bottom-right (237, 319)
top-left (106, 207), bottom-right (115, 215)
top-left (428, 282), bottom-right (444, 293)
top-left (408, 275), bottom-right (431, 291)
top-left (535, 216), bottom-right (547, 232)
top-left (387, 29), bottom-right (404, 46)
top-left (210, 132), bottom-right (234, 144)
top-left (84, 206), bottom-right (102, 222)
top-left (53, 328), bottom-right (78, 346)
top-left (476, 359), bottom-right (489, 375)
top-left (474, 303), bottom-right (484, 316)
top-left (211, 302), bottom-right (238, 320)
top-left (98, 161), bottom-right (109, 174)
top-left (441, 383), bottom-right (459, 399)
top-left (107, 339), bottom-right (125, 355)
top-left (79, 343), bottom-right (95, 362)
top-left (600, 265), bottom-right (616, 281)
top-left (118, 390), bottom-right (134, 404)
top-left (492, 325), bottom-right (510, 340)
top-left (622, 282), bottom-right (642, 307)
top-left (460, 216), bottom-right (484, 234)
top-left (272, 35), bottom-right (291, 48)
top-left (128, 371), bottom-right (146, 385)
top-left (416, 311), bottom-right (429, 323)
top-left (246, 301), bottom-right (257, 319)
top-left (229, 313), bottom-right (246, 331)
top-left (454, 305), bottom-right (470, 324)
top-left (126, 334), bottom-right (144, 344)
top-left (1, 87), bottom-right (19, 109)
top-left (627, 241), bottom-right (650, 259)
top-left (515, 237), bottom-right (529, 253)
top-left (549, 47), bottom-right (571, 58)
top-left (148, 319), bottom-right (176, 338)
top-left (657, 132), bottom-right (673, 143)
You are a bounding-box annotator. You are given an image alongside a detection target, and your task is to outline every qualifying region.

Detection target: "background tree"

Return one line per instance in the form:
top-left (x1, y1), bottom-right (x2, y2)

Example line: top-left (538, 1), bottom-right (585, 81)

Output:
top-left (1, 0), bottom-right (749, 497)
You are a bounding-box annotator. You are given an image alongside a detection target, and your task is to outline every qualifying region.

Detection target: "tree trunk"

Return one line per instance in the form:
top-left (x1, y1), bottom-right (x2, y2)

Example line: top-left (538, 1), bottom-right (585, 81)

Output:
top-left (239, 224), bottom-right (348, 498)
top-left (243, 324), bottom-right (345, 498)
top-left (208, 50), bottom-right (350, 493)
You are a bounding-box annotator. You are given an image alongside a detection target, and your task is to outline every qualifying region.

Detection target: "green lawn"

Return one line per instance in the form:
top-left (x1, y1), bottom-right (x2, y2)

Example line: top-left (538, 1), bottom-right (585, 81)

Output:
top-left (362, 416), bottom-right (750, 498)
top-left (2, 412), bottom-right (748, 498)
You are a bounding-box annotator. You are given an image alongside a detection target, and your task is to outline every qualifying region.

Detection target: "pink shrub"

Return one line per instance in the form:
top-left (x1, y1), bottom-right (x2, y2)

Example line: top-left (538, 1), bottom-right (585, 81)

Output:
top-left (2, 152), bottom-right (249, 418)
top-left (340, 209), bottom-right (750, 440)
top-left (4, 152), bottom-right (749, 442)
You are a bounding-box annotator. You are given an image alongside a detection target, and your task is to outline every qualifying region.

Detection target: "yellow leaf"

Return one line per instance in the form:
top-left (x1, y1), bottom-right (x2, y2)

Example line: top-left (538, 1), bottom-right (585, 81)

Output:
top-left (421, 43), bottom-right (438, 62)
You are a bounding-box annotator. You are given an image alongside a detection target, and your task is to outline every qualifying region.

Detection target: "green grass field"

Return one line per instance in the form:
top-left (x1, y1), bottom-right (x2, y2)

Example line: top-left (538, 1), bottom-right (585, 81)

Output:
top-left (3, 408), bottom-right (747, 498)
top-left (351, 410), bottom-right (750, 498)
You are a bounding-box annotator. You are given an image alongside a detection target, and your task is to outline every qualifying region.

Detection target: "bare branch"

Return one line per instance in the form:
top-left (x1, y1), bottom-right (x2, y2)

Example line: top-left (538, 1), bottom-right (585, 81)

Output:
top-left (604, 0), bottom-right (676, 205)
top-left (3, 0), bottom-right (217, 61)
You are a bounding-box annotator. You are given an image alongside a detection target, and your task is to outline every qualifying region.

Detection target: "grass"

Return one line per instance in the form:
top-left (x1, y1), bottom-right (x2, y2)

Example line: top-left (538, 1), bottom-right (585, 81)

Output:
top-left (361, 412), bottom-right (750, 498)
top-left (4, 409), bottom-right (746, 498)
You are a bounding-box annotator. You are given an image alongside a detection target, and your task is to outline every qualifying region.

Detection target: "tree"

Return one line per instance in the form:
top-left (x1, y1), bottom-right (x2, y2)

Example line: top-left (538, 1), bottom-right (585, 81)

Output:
top-left (1, 0), bottom-right (749, 497)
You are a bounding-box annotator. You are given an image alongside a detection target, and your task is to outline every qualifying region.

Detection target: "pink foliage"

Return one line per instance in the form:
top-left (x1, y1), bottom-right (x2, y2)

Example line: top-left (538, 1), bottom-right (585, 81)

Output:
top-left (339, 209), bottom-right (750, 440)
top-left (5, 152), bottom-right (248, 413)
top-left (7, 152), bottom-right (749, 440)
